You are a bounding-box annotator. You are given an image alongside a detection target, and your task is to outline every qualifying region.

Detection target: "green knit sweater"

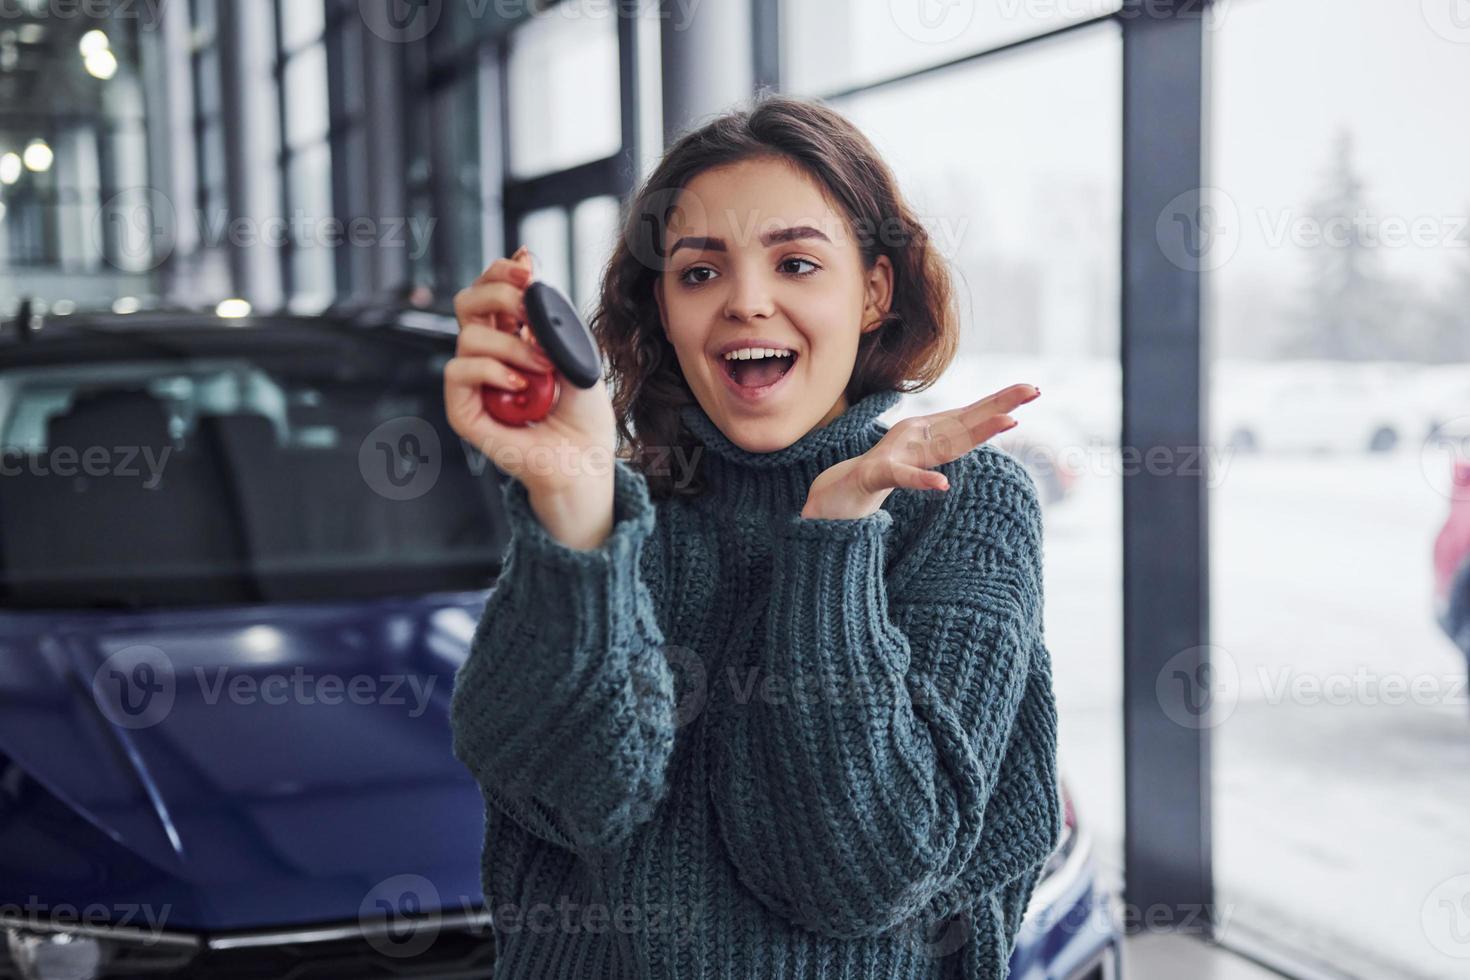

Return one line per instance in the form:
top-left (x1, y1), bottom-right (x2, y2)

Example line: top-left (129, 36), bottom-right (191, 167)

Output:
top-left (449, 387), bottom-right (1064, 979)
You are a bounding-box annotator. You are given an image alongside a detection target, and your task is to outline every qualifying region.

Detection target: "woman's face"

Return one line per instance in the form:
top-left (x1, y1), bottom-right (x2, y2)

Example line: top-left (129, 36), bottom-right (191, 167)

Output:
top-left (653, 156), bottom-right (894, 454)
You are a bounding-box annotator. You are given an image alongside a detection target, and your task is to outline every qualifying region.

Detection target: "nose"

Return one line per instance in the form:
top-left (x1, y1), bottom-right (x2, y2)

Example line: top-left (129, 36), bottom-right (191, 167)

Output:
top-left (723, 271), bottom-right (776, 323)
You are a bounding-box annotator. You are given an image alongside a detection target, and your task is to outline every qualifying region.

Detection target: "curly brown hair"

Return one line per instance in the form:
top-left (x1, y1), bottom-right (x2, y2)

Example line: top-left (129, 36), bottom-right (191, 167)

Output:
top-left (589, 91), bottom-right (960, 500)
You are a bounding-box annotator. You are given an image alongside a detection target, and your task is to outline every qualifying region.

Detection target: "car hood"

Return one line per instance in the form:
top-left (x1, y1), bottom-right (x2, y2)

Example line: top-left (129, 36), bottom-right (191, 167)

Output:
top-left (0, 591), bottom-right (492, 932)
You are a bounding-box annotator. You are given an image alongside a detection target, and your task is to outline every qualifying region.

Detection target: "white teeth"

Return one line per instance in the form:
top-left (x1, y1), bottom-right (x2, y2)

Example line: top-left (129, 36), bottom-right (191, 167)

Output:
top-left (722, 347), bottom-right (793, 361)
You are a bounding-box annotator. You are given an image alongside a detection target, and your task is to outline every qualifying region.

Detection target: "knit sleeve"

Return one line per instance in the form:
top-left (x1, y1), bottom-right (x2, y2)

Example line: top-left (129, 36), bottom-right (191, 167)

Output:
top-left (707, 445), bottom-right (1063, 940)
top-left (448, 456), bottom-right (677, 853)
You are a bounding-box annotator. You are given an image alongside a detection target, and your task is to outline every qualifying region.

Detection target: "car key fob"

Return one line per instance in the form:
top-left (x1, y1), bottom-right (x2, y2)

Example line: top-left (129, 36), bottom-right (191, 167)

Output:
top-left (482, 281), bottom-right (601, 426)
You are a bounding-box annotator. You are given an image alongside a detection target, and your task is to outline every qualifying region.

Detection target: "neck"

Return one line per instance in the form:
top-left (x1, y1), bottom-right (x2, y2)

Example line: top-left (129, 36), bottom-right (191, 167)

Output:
top-left (675, 388), bottom-right (904, 514)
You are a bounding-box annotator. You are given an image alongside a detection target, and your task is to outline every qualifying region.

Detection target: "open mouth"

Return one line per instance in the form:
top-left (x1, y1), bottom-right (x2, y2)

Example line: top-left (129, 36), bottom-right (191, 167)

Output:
top-left (721, 348), bottom-right (797, 389)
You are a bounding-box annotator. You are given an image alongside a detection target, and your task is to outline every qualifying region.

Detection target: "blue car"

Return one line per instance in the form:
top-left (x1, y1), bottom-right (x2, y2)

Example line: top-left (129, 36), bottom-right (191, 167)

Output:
top-left (0, 306), bottom-right (1122, 979)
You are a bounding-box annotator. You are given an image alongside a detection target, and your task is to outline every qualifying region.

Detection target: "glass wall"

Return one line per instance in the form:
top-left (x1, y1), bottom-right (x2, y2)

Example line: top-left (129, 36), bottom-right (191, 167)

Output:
top-left (405, 78), bottom-right (438, 292)
top-left (517, 207), bottom-right (571, 300)
top-left (1208, 1), bottom-right (1470, 976)
top-left (0, 10), bottom-right (148, 289)
top-left (784, 0), bottom-right (1121, 95)
top-left (500, 0), bottom-right (653, 319)
top-left (572, 195), bottom-right (621, 318)
top-left (506, 5), bottom-right (622, 180)
top-left (189, 0), bottom-right (226, 225)
top-left (276, 0), bottom-right (335, 310)
top-left (429, 63), bottom-right (490, 293)
top-left (792, 22), bottom-right (1126, 881)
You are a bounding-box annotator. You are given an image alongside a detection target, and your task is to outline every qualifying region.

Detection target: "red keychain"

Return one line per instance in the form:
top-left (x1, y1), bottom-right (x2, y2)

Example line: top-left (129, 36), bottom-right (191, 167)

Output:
top-left (481, 281), bottom-right (602, 427)
top-left (481, 336), bottom-right (559, 426)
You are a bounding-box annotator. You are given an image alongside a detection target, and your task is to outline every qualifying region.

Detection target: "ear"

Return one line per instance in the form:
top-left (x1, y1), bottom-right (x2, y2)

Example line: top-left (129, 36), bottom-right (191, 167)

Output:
top-left (860, 254), bottom-right (895, 335)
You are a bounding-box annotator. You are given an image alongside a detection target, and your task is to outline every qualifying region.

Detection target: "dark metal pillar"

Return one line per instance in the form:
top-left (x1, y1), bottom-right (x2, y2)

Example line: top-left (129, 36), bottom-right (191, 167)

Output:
top-left (751, 0), bottom-right (781, 95)
top-left (1120, 0), bottom-right (1214, 934)
top-left (361, 26), bottom-right (409, 295)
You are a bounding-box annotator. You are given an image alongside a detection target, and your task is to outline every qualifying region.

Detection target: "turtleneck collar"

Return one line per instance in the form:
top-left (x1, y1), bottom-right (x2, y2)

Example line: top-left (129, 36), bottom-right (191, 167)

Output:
top-left (676, 388), bottom-right (904, 515)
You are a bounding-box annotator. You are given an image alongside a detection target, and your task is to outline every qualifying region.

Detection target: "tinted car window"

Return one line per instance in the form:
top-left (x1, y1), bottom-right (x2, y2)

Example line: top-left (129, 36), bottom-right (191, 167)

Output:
top-left (0, 324), bottom-right (509, 607)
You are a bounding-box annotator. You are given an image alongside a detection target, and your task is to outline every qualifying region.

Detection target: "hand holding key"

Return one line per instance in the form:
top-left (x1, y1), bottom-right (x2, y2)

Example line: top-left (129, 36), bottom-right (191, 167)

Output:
top-left (444, 247), bottom-right (619, 547)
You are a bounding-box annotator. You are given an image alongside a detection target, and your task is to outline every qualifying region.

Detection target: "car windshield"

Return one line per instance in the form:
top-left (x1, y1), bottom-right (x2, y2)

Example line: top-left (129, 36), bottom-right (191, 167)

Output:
top-left (0, 323), bottom-right (509, 608)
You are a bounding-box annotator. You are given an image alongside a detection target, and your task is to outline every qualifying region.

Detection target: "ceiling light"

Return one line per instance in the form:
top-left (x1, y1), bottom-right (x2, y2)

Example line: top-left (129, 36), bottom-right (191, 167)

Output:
top-left (79, 29), bottom-right (109, 56)
top-left (83, 48), bottom-right (117, 80)
top-left (216, 298), bottom-right (252, 318)
top-left (22, 140), bottom-right (52, 173)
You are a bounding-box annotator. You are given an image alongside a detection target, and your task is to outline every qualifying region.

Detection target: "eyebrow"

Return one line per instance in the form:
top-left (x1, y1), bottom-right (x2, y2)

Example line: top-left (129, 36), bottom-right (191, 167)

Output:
top-left (668, 225), bottom-right (832, 257)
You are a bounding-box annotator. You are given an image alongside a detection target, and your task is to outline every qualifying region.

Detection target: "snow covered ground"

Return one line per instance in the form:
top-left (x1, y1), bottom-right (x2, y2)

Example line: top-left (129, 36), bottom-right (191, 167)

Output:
top-left (1037, 445), bottom-right (1470, 980)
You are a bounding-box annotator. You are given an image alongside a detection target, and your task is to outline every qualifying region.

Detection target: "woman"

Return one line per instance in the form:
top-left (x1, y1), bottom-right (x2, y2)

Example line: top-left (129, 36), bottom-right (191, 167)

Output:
top-left (444, 92), bottom-right (1063, 979)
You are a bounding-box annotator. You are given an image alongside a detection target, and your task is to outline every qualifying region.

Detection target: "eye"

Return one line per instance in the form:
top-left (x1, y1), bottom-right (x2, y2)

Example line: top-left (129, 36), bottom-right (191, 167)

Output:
top-left (676, 265), bottom-right (718, 287)
top-left (780, 257), bottom-right (820, 278)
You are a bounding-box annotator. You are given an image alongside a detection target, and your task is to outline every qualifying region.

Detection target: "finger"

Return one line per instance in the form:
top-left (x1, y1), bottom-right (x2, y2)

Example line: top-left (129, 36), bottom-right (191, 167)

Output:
top-left (946, 383), bottom-right (1039, 425)
top-left (489, 248), bottom-right (536, 335)
top-left (443, 361), bottom-right (504, 454)
top-left (919, 384), bottom-right (1036, 458)
top-left (500, 250), bottom-right (534, 335)
top-left (444, 357), bottom-right (550, 421)
top-left (444, 350), bottom-right (538, 395)
top-left (444, 367), bottom-right (493, 441)
top-left (941, 412), bottom-right (1017, 454)
top-left (513, 245), bottom-right (535, 278)
top-left (456, 322), bottom-right (557, 374)
top-left (445, 355), bottom-right (513, 394)
top-left (971, 412), bottom-right (1019, 444)
top-left (474, 250), bottom-right (536, 287)
top-left (856, 455), bottom-right (951, 496)
top-left (895, 411), bottom-right (1019, 467)
top-left (455, 280), bottom-right (530, 328)
top-left (892, 463), bottom-right (950, 493)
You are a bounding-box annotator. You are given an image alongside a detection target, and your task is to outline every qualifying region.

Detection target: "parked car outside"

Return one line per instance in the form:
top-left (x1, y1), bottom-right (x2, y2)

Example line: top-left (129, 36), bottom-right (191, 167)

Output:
top-left (1433, 454), bottom-right (1470, 706)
